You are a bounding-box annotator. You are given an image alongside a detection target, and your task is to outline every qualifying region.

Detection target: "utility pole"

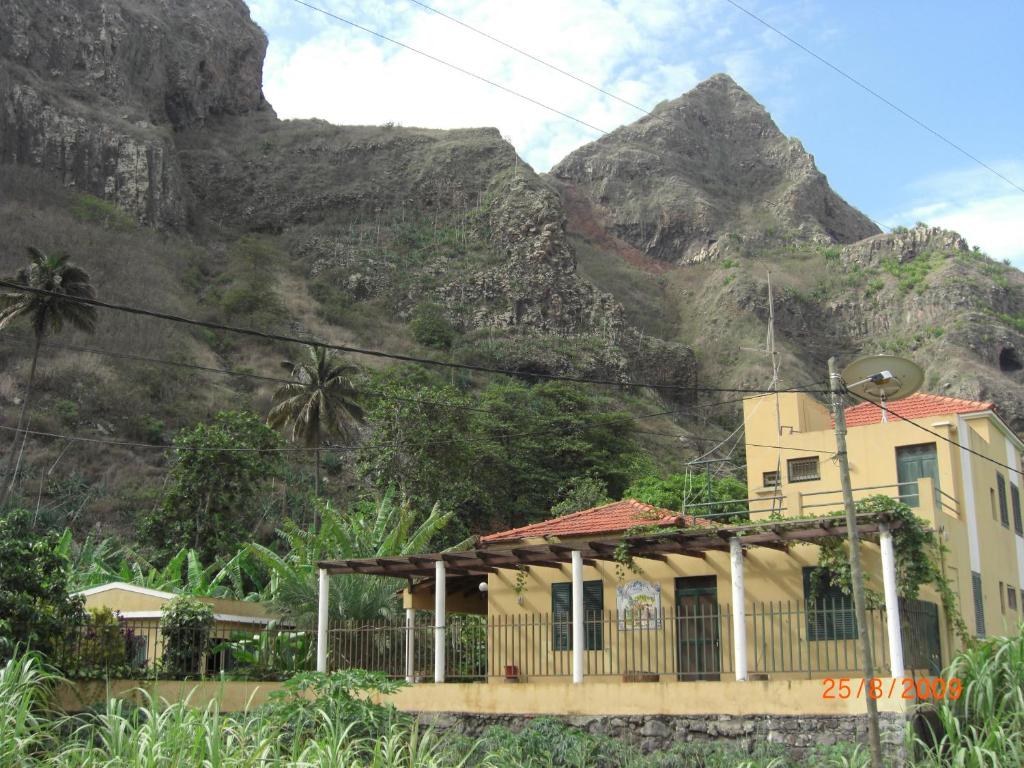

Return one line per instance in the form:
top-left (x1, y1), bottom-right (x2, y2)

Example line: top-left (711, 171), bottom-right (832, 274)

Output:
top-left (828, 357), bottom-right (883, 768)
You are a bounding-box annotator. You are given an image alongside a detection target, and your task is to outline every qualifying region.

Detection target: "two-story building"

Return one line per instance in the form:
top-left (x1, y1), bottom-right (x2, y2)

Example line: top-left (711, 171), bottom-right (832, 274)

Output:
top-left (743, 390), bottom-right (1024, 645)
top-left (308, 390), bottom-right (1023, 742)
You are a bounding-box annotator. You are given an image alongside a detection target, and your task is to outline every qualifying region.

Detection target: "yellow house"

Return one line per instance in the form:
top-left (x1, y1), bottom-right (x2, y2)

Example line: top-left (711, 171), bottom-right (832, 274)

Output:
top-left (310, 390), bottom-right (1022, 733)
top-left (743, 390), bottom-right (1024, 645)
top-left (75, 582), bottom-right (279, 673)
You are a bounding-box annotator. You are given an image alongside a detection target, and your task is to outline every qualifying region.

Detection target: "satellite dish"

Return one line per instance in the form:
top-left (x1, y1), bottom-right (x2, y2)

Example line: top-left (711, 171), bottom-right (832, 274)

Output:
top-left (841, 355), bottom-right (924, 403)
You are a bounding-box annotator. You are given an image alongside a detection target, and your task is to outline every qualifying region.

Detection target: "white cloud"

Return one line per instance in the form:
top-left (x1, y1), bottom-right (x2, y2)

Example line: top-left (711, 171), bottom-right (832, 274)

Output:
top-left (889, 163), bottom-right (1024, 265)
top-left (247, 0), bottom-right (811, 171)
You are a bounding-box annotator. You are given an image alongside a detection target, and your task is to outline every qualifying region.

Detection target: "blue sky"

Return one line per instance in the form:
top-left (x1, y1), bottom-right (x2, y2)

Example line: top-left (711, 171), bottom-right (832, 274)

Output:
top-left (247, 0), bottom-right (1023, 263)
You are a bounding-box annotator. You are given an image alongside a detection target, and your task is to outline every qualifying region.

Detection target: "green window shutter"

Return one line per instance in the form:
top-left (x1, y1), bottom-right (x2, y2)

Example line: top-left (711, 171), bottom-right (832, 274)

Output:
top-left (803, 567), bottom-right (856, 641)
top-left (896, 443), bottom-right (939, 508)
top-left (551, 582), bottom-right (571, 651)
top-left (997, 473), bottom-right (1009, 527)
top-left (583, 580), bottom-right (604, 651)
top-left (551, 580), bottom-right (604, 651)
top-left (971, 571), bottom-right (986, 638)
top-left (1012, 483), bottom-right (1022, 535)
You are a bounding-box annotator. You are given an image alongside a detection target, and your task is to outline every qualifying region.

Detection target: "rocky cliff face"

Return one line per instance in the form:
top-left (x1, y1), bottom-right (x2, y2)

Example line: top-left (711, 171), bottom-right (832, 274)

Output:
top-left (552, 74), bottom-right (879, 265)
top-left (2, 0), bottom-right (1022, 430)
top-left (0, 0), bottom-right (269, 225)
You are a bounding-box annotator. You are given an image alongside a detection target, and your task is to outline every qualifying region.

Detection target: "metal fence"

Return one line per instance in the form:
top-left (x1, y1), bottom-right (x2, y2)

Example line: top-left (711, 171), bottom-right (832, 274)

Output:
top-left (54, 620), bottom-right (317, 680)
top-left (326, 600), bottom-right (942, 682)
top-left (53, 601), bottom-right (941, 682)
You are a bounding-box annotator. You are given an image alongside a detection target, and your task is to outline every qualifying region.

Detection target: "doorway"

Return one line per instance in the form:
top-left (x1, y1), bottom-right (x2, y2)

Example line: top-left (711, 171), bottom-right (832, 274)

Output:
top-left (674, 576), bottom-right (721, 680)
top-left (896, 443), bottom-right (939, 507)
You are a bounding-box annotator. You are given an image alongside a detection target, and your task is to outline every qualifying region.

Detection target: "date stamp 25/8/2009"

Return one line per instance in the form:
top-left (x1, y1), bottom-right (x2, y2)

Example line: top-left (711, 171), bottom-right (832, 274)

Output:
top-left (821, 677), bottom-right (963, 700)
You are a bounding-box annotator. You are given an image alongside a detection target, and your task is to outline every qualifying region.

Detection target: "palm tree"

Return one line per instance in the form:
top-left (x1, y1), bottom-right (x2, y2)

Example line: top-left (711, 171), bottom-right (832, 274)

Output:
top-left (267, 345), bottom-right (363, 513)
top-left (0, 247), bottom-right (97, 507)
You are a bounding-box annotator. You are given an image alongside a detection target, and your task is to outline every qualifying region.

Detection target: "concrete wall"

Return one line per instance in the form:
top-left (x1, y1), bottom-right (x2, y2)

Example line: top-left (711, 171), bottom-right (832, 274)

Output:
top-left (56, 679), bottom-right (287, 712)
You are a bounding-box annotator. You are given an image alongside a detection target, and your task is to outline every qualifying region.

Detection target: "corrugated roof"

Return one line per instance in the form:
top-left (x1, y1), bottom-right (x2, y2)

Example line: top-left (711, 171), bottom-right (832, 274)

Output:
top-left (480, 499), bottom-right (710, 543)
top-left (843, 392), bottom-right (993, 428)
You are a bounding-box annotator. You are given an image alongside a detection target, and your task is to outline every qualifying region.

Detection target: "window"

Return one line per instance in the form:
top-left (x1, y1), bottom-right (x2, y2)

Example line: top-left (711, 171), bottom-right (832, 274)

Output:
top-left (997, 473), bottom-right (1010, 528)
top-left (1012, 483), bottom-right (1023, 535)
top-left (1009, 586), bottom-right (1018, 612)
top-left (803, 567), bottom-right (856, 641)
top-left (971, 571), bottom-right (986, 638)
top-left (990, 489), bottom-right (997, 521)
top-left (787, 457), bottom-right (820, 483)
top-left (762, 470), bottom-right (781, 487)
top-left (551, 580), bottom-right (603, 651)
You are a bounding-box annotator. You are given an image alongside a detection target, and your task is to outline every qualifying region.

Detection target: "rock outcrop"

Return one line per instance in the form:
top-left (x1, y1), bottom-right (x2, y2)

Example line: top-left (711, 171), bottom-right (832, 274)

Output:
top-left (551, 73), bottom-right (879, 264)
top-left (0, 0), bottom-right (270, 225)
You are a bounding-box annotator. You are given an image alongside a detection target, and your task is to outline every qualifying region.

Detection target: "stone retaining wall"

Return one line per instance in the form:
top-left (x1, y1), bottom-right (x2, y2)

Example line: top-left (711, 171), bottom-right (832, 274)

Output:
top-left (418, 711), bottom-right (910, 762)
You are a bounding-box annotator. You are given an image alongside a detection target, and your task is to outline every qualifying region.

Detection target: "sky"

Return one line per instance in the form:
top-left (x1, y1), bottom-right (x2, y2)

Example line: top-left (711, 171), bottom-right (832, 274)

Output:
top-left (246, 0), bottom-right (1023, 264)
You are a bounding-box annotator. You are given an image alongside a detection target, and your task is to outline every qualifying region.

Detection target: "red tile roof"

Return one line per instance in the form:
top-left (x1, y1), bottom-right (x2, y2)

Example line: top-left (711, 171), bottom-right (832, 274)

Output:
top-left (479, 499), bottom-right (711, 543)
top-left (842, 393), bottom-right (993, 428)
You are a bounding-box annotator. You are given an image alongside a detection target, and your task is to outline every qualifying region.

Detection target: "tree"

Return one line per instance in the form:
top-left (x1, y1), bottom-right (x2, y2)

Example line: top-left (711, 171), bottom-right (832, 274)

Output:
top-left (358, 373), bottom-right (644, 534)
top-left (140, 411), bottom-right (284, 563)
top-left (550, 475), bottom-right (610, 517)
top-left (0, 509), bottom-right (86, 663)
top-left (249, 490), bottom-right (462, 626)
top-left (357, 370), bottom-right (479, 530)
top-left (0, 247), bottom-right (97, 508)
top-left (624, 472), bottom-right (749, 521)
top-left (267, 345), bottom-right (363, 513)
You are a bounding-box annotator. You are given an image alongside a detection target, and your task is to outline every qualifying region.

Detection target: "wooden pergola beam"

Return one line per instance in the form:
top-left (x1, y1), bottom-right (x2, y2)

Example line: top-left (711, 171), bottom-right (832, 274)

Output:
top-left (318, 513), bottom-right (905, 576)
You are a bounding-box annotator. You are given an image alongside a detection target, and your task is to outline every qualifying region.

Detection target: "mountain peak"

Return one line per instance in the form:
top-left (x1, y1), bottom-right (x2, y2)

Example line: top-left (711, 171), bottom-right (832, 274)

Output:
top-left (550, 76), bottom-right (879, 264)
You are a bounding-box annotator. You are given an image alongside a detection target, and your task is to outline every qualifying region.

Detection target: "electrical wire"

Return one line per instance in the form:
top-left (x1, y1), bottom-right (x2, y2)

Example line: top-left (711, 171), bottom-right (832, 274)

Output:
top-left (844, 390), bottom-right (1022, 475)
top-left (0, 280), bottom-right (828, 396)
top-left (287, 0), bottom-right (608, 135)
top-left (722, 0), bottom-right (1024, 197)
top-left (405, 0), bottom-right (651, 119)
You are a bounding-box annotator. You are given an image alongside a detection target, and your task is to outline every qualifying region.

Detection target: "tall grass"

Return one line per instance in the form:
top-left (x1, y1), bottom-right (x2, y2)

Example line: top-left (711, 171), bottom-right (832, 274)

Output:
top-left (3, 630), bottom-right (1023, 767)
top-left (913, 628), bottom-right (1024, 768)
top-left (0, 652), bottom-right (58, 768)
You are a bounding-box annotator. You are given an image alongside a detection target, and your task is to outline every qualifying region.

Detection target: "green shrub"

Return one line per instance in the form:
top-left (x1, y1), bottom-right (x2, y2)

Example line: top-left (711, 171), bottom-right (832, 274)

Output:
top-left (76, 607), bottom-right (129, 675)
top-left (410, 302), bottom-right (456, 349)
top-left (54, 398), bottom-right (79, 425)
top-left (821, 245), bottom-right (841, 262)
top-left (160, 596), bottom-right (213, 678)
top-left (0, 510), bottom-right (85, 664)
top-left (70, 194), bottom-right (136, 231)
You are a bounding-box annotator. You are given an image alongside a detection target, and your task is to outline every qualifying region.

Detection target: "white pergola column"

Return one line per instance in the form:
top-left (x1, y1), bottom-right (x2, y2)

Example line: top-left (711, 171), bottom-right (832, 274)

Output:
top-left (316, 567), bottom-right (329, 673)
top-left (879, 523), bottom-right (905, 678)
top-left (730, 537), bottom-right (748, 681)
top-left (571, 550), bottom-right (584, 684)
top-left (434, 560), bottom-right (446, 683)
top-left (405, 607), bottom-right (416, 683)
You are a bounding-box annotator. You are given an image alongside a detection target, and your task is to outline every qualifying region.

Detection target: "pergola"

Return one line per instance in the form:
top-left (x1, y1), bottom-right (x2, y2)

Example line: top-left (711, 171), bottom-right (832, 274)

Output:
top-left (315, 510), bottom-right (909, 684)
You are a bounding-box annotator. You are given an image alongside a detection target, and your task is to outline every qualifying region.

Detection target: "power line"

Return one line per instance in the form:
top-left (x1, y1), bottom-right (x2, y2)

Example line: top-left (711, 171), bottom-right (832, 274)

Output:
top-left (405, 0), bottom-right (651, 119)
top-left (0, 334), bottom-right (499, 416)
top-left (722, 0), bottom-right (1024, 196)
top-left (287, 0), bottom-right (608, 135)
top-left (0, 280), bottom-right (827, 396)
top-left (0, 424), bottom-right (311, 453)
top-left (844, 390), bottom-right (1022, 475)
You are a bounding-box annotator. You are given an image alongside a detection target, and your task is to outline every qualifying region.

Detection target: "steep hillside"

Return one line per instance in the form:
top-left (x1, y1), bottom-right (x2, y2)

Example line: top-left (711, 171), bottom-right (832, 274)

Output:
top-left (2, 0), bottom-right (1023, 540)
top-left (550, 78), bottom-right (1024, 429)
top-left (0, 0), bottom-right (700, 536)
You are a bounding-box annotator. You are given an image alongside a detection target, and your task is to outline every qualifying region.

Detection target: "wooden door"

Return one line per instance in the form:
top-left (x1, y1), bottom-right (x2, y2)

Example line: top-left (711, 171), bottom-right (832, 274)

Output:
top-left (675, 576), bottom-right (720, 680)
top-left (896, 443), bottom-right (939, 507)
